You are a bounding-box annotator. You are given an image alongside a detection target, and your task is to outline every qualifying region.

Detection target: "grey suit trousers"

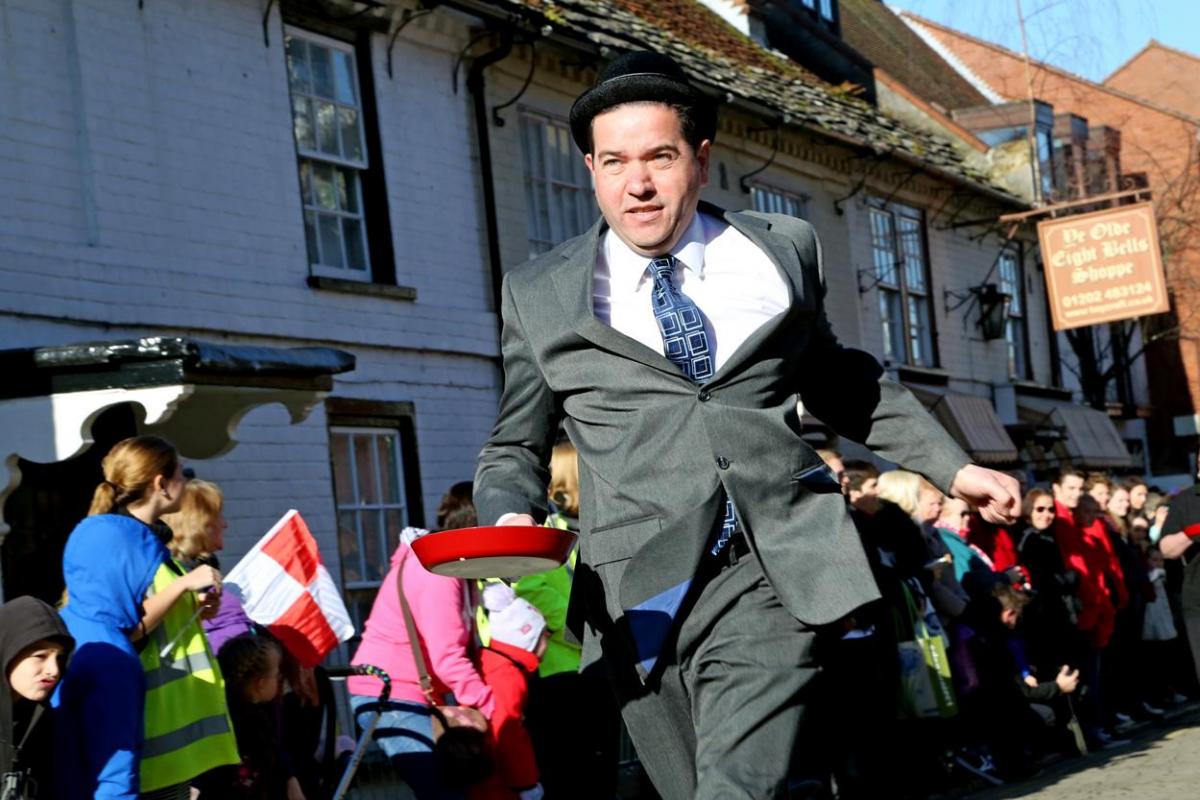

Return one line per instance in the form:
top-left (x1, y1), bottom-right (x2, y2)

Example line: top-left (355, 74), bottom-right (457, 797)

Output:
top-left (606, 547), bottom-right (823, 800)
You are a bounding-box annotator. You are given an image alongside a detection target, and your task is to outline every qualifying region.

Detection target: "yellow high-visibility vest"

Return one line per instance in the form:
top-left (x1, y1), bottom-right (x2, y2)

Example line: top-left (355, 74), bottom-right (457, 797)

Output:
top-left (139, 560), bottom-right (239, 791)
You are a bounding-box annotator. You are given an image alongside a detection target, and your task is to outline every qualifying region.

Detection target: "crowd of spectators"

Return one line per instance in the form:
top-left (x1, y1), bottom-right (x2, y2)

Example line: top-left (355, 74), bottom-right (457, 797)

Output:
top-left (811, 449), bottom-right (1196, 797)
top-left (2, 432), bottom-right (1198, 799)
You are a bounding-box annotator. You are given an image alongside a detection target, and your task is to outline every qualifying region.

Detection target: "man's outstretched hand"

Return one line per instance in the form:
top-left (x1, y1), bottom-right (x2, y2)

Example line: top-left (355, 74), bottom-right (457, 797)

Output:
top-left (950, 464), bottom-right (1021, 525)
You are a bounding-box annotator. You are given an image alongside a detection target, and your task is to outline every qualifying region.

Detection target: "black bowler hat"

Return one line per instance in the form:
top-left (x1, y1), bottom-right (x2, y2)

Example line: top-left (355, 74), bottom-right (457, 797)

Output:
top-left (568, 50), bottom-right (717, 153)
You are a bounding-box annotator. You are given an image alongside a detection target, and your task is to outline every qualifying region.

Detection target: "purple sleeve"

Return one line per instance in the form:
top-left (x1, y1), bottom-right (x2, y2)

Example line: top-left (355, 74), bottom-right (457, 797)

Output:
top-left (202, 592), bottom-right (254, 654)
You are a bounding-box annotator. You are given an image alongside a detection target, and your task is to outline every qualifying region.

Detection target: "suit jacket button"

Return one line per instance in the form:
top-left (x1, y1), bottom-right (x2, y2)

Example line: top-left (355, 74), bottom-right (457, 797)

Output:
top-left (717, 456), bottom-right (730, 469)
top-left (698, 390), bottom-right (711, 402)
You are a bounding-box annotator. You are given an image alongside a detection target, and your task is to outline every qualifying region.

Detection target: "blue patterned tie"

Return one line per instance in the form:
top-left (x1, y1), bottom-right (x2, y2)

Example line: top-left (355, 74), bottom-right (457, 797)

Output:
top-left (648, 256), bottom-right (737, 556)
top-left (626, 256), bottom-right (739, 677)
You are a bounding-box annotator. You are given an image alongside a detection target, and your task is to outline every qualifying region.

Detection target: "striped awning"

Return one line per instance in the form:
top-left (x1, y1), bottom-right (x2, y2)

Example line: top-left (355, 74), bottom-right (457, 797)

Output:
top-left (909, 387), bottom-right (1020, 465)
top-left (1015, 399), bottom-right (1132, 469)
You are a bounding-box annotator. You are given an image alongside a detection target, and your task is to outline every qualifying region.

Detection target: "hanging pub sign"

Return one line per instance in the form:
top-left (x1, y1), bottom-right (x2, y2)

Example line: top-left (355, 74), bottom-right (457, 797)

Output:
top-left (1037, 202), bottom-right (1169, 331)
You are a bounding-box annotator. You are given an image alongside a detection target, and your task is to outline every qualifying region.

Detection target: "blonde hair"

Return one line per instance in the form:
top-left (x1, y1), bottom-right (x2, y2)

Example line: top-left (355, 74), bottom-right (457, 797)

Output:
top-left (88, 436), bottom-right (179, 516)
top-left (876, 470), bottom-right (935, 517)
top-left (161, 479), bottom-right (224, 560)
top-left (548, 441), bottom-right (580, 517)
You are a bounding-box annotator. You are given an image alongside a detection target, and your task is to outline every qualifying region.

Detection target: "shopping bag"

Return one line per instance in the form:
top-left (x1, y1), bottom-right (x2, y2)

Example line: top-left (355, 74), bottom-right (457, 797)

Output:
top-left (899, 583), bottom-right (958, 719)
top-left (897, 638), bottom-right (940, 718)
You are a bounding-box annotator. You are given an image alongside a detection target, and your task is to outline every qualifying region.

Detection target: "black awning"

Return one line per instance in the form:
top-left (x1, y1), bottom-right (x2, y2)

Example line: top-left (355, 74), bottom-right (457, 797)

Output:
top-left (0, 337), bottom-right (355, 400)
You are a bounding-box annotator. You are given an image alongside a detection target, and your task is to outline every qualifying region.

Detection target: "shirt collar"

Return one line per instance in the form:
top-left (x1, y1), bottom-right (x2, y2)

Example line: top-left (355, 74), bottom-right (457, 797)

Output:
top-left (603, 212), bottom-right (707, 295)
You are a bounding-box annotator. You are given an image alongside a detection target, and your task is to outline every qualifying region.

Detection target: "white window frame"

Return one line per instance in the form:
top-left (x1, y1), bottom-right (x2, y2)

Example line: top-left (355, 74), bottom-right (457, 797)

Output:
top-left (998, 249), bottom-right (1029, 379)
top-left (868, 200), bottom-right (937, 368)
top-left (750, 183), bottom-right (809, 219)
top-left (285, 26), bottom-right (372, 281)
top-left (519, 110), bottom-right (597, 258)
top-left (329, 425), bottom-right (410, 630)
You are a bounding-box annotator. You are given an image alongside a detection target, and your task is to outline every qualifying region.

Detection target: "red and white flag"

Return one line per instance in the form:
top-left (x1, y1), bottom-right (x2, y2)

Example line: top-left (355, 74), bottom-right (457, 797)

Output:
top-left (226, 510), bottom-right (354, 666)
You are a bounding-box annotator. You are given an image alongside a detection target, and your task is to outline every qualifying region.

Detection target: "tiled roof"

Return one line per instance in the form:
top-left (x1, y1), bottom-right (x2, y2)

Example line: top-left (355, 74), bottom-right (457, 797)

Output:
top-left (837, 0), bottom-right (987, 112)
top-left (485, 0), bottom-right (1022, 203)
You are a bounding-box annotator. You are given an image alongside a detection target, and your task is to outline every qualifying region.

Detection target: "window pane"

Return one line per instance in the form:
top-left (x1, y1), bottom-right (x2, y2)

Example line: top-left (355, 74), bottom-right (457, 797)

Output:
top-left (342, 218), bottom-right (367, 271)
top-left (333, 50), bottom-right (357, 105)
top-left (357, 510), bottom-right (381, 583)
top-left (330, 433), bottom-right (353, 503)
top-left (337, 511), bottom-right (363, 583)
top-left (292, 96), bottom-right (314, 150)
top-left (879, 290), bottom-right (904, 362)
top-left (312, 163), bottom-right (337, 209)
top-left (303, 211), bottom-right (320, 265)
top-left (316, 101), bottom-right (339, 156)
top-left (335, 168), bottom-right (353, 212)
top-left (378, 433), bottom-right (402, 504)
top-left (870, 209), bottom-right (896, 285)
top-left (339, 107), bottom-right (364, 162)
top-left (385, 508), bottom-right (406, 554)
top-left (298, 160), bottom-right (313, 205)
top-left (318, 213), bottom-right (344, 267)
top-left (354, 433), bottom-right (379, 504)
top-left (285, 36), bottom-right (310, 94)
top-left (311, 43), bottom-right (335, 99)
top-left (908, 296), bottom-right (934, 367)
top-left (897, 217), bottom-right (925, 291)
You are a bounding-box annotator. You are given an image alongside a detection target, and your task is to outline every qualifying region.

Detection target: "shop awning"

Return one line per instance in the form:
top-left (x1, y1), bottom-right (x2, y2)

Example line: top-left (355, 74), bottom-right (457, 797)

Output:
top-left (1016, 399), bottom-right (1132, 469)
top-left (909, 387), bottom-right (1019, 465)
top-left (0, 336), bottom-right (355, 534)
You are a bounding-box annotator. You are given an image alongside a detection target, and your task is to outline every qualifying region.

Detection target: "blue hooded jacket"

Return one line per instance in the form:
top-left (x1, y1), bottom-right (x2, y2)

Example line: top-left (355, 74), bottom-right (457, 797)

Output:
top-left (53, 514), bottom-right (168, 799)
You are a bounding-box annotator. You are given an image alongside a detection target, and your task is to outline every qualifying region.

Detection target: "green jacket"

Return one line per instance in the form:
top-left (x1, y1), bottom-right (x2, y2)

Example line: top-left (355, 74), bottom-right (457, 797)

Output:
top-left (516, 513), bottom-right (581, 676)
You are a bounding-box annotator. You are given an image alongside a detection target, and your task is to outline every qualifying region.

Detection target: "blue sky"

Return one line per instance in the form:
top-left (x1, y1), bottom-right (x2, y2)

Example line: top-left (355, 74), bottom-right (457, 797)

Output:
top-left (885, 0), bottom-right (1200, 83)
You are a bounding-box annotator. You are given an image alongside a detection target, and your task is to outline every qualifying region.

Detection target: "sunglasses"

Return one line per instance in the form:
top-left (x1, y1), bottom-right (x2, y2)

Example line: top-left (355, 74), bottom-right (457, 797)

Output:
top-left (1032, 506), bottom-right (1054, 513)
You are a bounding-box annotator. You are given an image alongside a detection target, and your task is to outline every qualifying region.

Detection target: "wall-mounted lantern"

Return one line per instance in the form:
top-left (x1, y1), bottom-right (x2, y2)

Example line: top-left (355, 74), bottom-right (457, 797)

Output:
top-left (974, 283), bottom-right (1012, 341)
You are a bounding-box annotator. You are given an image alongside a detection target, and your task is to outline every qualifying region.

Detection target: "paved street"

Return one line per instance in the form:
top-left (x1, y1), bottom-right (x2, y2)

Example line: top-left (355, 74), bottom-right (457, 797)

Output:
top-left (967, 709), bottom-right (1200, 799)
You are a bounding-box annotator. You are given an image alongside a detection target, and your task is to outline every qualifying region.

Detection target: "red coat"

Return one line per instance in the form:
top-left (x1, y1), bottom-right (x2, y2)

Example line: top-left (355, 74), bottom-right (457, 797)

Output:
top-left (1053, 502), bottom-right (1125, 648)
top-left (965, 517), bottom-right (1019, 572)
top-left (469, 641), bottom-right (541, 800)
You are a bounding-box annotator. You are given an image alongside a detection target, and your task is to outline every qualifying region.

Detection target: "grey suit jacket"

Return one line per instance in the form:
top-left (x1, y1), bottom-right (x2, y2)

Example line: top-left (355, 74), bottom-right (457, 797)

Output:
top-left (475, 203), bottom-right (970, 677)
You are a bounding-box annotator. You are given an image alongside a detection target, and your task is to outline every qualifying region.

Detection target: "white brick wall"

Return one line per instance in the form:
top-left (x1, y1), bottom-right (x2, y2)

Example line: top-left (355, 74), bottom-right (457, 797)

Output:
top-left (0, 0), bottom-right (502, 594)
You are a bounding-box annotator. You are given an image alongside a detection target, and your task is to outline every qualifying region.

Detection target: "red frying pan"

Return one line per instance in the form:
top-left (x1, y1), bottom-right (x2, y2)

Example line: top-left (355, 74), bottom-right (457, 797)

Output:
top-left (410, 525), bottom-right (576, 578)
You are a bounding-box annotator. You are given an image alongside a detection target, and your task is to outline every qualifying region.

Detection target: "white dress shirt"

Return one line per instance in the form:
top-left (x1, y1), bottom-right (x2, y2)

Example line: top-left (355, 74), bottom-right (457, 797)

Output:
top-left (593, 211), bottom-right (790, 373)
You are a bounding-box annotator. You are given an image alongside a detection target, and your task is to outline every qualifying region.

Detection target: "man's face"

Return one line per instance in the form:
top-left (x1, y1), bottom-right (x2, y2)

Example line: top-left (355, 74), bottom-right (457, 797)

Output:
top-left (849, 477), bottom-right (881, 515)
top-left (586, 103), bottom-right (710, 257)
top-left (1053, 475), bottom-right (1084, 509)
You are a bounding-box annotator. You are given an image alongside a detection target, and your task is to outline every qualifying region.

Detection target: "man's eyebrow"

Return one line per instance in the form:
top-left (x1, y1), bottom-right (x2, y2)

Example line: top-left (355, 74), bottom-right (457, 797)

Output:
top-left (595, 148), bottom-right (625, 159)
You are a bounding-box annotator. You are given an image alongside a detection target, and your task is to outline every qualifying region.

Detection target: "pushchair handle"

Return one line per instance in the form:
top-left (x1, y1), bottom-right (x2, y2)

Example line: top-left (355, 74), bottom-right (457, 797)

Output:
top-left (325, 663), bottom-right (392, 703)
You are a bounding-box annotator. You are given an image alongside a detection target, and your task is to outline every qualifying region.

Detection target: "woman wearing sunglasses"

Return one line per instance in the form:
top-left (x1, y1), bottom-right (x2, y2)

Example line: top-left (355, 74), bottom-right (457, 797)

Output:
top-left (1017, 489), bottom-right (1083, 682)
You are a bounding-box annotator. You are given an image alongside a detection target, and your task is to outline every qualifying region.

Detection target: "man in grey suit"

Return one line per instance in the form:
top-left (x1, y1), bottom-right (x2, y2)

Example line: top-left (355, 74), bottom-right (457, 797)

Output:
top-left (475, 51), bottom-right (1020, 799)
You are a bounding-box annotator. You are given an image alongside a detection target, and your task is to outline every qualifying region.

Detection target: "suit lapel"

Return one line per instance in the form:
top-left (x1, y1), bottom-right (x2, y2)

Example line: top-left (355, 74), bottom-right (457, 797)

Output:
top-left (551, 218), bottom-right (692, 378)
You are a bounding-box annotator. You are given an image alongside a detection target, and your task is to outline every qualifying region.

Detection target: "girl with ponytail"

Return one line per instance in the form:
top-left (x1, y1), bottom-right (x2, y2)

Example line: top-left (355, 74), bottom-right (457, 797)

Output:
top-left (54, 436), bottom-right (224, 798)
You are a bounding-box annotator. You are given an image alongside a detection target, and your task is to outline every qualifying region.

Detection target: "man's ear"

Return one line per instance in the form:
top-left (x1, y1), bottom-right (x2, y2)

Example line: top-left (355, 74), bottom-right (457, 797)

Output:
top-left (696, 139), bottom-right (712, 187)
top-left (584, 152), bottom-right (595, 176)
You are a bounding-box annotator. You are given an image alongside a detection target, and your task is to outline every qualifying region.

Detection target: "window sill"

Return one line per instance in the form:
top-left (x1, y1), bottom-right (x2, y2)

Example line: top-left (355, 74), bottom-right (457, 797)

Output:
top-left (308, 275), bottom-right (417, 302)
top-left (1010, 381), bottom-right (1071, 401)
top-left (895, 365), bottom-right (950, 386)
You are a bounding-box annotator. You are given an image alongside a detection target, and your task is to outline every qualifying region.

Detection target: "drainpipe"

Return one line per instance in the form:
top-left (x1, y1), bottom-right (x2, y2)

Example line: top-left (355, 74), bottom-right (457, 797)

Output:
top-left (466, 31), bottom-right (514, 319)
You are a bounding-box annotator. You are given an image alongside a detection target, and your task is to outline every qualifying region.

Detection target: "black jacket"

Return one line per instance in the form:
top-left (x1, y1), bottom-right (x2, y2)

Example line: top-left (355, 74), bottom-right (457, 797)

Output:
top-left (0, 596), bottom-right (75, 799)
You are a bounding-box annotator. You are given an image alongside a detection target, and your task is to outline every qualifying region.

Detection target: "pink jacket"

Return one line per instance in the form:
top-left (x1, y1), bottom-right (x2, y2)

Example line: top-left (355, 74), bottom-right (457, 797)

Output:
top-left (348, 543), bottom-right (495, 719)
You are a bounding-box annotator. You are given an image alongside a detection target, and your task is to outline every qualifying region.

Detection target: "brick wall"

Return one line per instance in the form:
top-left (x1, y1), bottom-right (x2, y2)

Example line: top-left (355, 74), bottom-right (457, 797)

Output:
top-left (1106, 43), bottom-right (1200, 119)
top-left (0, 0), bottom-right (504, 588)
top-left (907, 16), bottom-right (1200, 422)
